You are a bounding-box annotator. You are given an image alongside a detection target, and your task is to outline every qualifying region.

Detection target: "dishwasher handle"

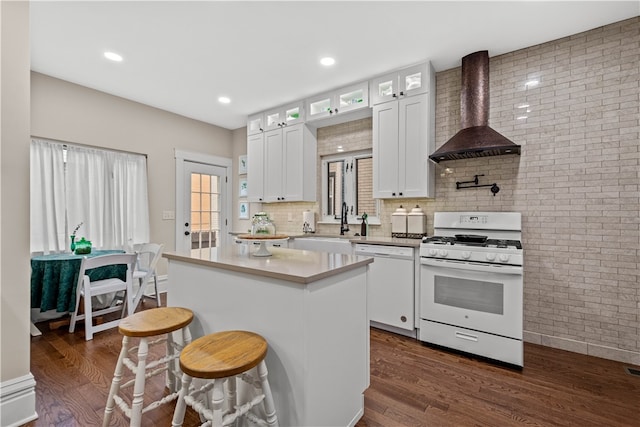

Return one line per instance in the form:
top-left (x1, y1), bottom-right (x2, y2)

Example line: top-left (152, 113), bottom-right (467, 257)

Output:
top-left (354, 244), bottom-right (414, 259)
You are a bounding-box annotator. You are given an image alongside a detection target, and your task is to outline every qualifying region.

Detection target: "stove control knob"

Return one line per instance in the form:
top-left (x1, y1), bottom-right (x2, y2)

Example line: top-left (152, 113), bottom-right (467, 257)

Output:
top-left (486, 253), bottom-right (496, 261)
top-left (438, 249), bottom-right (448, 257)
top-left (499, 254), bottom-right (510, 263)
top-left (428, 248), bottom-right (438, 256)
top-left (461, 251), bottom-right (471, 260)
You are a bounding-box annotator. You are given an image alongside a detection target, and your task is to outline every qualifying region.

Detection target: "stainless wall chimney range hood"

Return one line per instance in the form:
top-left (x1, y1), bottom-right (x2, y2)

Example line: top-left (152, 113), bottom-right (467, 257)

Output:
top-left (429, 50), bottom-right (521, 163)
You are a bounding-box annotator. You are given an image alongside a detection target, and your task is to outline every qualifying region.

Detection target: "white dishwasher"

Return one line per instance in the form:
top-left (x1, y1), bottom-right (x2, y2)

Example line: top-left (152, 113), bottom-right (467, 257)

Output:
top-left (355, 244), bottom-right (415, 333)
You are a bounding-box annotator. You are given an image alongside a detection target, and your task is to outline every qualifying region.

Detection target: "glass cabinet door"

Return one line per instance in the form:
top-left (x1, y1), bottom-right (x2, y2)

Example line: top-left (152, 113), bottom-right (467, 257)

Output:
top-left (370, 71), bottom-right (399, 105)
top-left (247, 113), bottom-right (264, 135)
top-left (264, 109), bottom-right (283, 131)
top-left (399, 63), bottom-right (429, 98)
top-left (306, 92), bottom-right (333, 121)
top-left (283, 102), bottom-right (304, 126)
top-left (337, 82), bottom-right (369, 114)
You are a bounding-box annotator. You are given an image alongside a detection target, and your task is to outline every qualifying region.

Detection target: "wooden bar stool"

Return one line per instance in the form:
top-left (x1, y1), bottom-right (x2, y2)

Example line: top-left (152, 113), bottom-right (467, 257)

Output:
top-left (103, 307), bottom-right (194, 427)
top-left (171, 330), bottom-right (278, 427)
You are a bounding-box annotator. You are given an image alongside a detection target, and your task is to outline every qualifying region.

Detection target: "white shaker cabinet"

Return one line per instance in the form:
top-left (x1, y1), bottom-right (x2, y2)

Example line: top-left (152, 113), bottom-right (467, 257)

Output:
top-left (247, 132), bottom-right (265, 202)
top-left (370, 62), bottom-right (431, 106)
top-left (263, 123), bottom-right (317, 202)
top-left (373, 92), bottom-right (435, 198)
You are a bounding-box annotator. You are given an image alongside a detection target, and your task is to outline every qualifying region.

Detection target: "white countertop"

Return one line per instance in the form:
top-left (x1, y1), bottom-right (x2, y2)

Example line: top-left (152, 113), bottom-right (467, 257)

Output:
top-left (229, 232), bottom-right (424, 248)
top-left (163, 246), bottom-right (373, 284)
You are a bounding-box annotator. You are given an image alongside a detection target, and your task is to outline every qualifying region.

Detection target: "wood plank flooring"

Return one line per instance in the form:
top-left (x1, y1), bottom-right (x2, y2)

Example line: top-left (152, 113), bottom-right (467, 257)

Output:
top-left (27, 297), bottom-right (639, 426)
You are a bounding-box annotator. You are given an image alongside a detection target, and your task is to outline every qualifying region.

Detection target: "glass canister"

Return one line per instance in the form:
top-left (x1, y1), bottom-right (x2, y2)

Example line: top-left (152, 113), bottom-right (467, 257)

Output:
top-left (251, 212), bottom-right (276, 236)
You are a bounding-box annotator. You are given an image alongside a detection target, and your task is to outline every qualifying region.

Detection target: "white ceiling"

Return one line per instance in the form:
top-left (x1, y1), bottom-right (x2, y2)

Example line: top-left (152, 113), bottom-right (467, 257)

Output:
top-left (30, 1), bottom-right (639, 130)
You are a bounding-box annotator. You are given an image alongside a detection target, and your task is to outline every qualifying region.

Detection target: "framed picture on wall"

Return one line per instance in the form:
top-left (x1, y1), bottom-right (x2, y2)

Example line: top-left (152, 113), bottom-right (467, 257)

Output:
top-left (239, 202), bottom-right (249, 219)
top-left (238, 155), bottom-right (247, 174)
top-left (239, 179), bottom-right (248, 197)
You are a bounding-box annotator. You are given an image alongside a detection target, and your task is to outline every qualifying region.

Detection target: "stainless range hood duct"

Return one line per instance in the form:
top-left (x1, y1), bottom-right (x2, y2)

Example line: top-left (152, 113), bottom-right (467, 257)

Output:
top-left (429, 50), bottom-right (521, 163)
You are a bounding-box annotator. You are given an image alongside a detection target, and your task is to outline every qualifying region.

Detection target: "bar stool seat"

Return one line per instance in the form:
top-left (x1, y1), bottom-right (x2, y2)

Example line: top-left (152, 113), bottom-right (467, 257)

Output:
top-left (172, 330), bottom-right (278, 427)
top-left (103, 307), bottom-right (194, 427)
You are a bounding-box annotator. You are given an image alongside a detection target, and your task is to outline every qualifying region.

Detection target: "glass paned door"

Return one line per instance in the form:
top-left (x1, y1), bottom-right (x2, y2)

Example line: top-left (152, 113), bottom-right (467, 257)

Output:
top-left (182, 161), bottom-right (227, 256)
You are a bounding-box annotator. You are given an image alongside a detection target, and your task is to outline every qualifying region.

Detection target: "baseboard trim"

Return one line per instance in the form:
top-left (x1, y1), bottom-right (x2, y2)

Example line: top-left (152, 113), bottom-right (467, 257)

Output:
top-left (524, 330), bottom-right (640, 365)
top-left (1, 374), bottom-right (38, 426)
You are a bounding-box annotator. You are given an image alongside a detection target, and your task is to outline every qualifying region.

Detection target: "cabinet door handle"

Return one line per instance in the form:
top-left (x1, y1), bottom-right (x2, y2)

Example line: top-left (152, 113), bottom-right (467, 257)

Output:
top-left (334, 108), bottom-right (339, 114)
top-left (392, 192), bottom-right (396, 196)
top-left (399, 192), bottom-right (403, 196)
top-left (399, 91), bottom-right (404, 96)
top-left (392, 93), bottom-right (397, 98)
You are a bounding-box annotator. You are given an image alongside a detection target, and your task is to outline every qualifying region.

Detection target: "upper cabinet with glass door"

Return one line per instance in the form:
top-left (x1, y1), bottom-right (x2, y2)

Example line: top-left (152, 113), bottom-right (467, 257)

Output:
top-left (306, 81), bottom-right (369, 122)
top-left (263, 101), bottom-right (305, 132)
top-left (370, 62), bottom-right (431, 105)
top-left (247, 113), bottom-right (265, 136)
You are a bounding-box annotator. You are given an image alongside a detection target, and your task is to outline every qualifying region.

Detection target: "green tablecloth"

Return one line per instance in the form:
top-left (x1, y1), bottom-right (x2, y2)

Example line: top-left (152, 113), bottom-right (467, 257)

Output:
top-left (31, 250), bottom-right (127, 313)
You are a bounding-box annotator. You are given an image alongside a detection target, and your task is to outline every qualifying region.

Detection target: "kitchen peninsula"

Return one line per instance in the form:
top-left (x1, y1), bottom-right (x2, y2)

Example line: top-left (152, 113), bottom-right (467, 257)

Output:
top-left (163, 245), bottom-right (372, 426)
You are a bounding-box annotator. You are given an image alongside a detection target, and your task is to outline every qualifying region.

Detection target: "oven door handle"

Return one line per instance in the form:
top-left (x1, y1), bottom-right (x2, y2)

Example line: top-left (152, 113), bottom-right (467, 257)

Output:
top-left (421, 258), bottom-right (523, 275)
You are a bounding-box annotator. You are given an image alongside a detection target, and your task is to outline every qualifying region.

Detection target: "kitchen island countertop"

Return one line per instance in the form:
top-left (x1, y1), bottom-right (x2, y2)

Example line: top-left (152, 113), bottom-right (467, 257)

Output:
top-left (163, 245), bottom-right (373, 284)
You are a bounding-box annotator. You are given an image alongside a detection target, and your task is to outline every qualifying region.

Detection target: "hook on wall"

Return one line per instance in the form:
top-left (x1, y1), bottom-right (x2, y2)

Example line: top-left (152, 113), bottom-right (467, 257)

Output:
top-left (456, 174), bottom-right (500, 196)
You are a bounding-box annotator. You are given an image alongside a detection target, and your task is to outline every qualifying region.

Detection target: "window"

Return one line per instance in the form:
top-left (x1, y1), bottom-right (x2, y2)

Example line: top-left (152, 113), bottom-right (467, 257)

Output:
top-left (30, 139), bottom-right (150, 253)
top-left (321, 150), bottom-right (379, 224)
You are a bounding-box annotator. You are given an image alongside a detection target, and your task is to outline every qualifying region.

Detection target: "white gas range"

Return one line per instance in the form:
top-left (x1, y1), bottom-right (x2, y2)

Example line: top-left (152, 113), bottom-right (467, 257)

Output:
top-left (419, 212), bottom-right (524, 367)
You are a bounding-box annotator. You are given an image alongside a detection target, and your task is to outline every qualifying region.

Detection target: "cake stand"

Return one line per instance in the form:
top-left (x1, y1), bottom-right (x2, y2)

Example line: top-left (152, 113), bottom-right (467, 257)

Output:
top-left (236, 234), bottom-right (289, 257)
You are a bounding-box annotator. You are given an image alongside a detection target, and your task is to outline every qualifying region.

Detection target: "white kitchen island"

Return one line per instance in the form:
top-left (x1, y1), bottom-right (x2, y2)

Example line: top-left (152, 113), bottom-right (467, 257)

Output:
top-left (164, 245), bottom-right (372, 427)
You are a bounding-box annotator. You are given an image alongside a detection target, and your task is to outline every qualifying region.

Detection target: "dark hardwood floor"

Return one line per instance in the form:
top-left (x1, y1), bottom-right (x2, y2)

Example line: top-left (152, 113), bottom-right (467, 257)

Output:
top-left (28, 297), bottom-right (639, 426)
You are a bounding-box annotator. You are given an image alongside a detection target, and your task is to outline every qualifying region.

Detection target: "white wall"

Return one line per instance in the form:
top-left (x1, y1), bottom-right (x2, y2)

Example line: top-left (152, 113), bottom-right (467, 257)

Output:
top-left (30, 72), bottom-right (235, 275)
top-left (1, 2), bottom-right (37, 425)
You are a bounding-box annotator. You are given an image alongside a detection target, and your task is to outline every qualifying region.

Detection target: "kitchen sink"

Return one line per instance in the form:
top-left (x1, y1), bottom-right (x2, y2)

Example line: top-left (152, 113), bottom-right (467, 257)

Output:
top-left (292, 237), bottom-right (353, 255)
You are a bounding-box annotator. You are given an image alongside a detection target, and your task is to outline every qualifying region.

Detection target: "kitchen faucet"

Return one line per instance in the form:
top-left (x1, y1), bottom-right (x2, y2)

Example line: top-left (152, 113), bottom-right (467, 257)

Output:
top-left (340, 202), bottom-right (349, 235)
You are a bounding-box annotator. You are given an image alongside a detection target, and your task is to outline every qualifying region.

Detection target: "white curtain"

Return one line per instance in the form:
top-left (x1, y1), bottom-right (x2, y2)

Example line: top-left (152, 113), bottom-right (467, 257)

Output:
top-left (30, 140), bottom-right (66, 253)
top-left (30, 139), bottom-right (150, 253)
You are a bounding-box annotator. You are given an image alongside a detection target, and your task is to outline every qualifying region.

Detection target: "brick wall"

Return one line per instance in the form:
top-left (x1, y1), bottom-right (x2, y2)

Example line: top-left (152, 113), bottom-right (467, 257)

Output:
top-left (263, 17), bottom-right (639, 364)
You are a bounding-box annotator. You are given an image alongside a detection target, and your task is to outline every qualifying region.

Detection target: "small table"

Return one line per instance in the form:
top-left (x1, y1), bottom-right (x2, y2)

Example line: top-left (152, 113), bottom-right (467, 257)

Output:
top-left (31, 250), bottom-right (126, 314)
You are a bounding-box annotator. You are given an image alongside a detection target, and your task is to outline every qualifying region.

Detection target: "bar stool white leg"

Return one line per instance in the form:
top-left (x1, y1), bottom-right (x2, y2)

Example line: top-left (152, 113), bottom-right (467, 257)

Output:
top-left (171, 373), bottom-right (194, 427)
top-left (103, 336), bottom-right (130, 427)
top-left (211, 380), bottom-right (225, 426)
top-left (258, 360), bottom-right (279, 427)
top-left (225, 376), bottom-right (237, 419)
top-left (129, 337), bottom-right (149, 427)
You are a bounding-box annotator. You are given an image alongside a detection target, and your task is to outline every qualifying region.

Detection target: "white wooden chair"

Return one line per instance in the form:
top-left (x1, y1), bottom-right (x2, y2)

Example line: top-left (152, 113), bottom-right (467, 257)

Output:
top-left (132, 243), bottom-right (164, 309)
top-left (69, 253), bottom-right (138, 341)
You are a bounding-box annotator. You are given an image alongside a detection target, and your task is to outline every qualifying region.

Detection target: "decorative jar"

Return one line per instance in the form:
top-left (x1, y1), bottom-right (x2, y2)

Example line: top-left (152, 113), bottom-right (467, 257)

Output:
top-left (251, 212), bottom-right (276, 236)
top-left (74, 237), bottom-right (92, 255)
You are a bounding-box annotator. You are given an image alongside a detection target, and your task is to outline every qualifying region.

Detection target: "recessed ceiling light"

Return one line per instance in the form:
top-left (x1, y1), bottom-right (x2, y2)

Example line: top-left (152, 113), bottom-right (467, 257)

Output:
top-left (218, 96), bottom-right (231, 104)
top-left (320, 57), bottom-right (336, 67)
top-left (104, 51), bottom-right (123, 62)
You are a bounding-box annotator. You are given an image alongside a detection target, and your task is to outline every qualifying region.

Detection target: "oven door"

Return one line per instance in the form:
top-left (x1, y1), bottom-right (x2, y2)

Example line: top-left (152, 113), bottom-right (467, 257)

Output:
top-left (420, 258), bottom-right (523, 339)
